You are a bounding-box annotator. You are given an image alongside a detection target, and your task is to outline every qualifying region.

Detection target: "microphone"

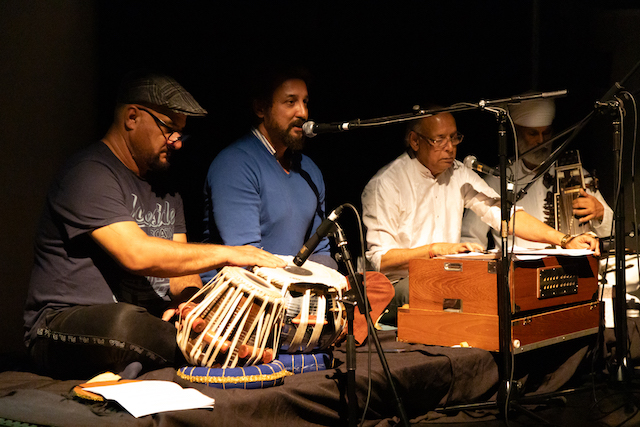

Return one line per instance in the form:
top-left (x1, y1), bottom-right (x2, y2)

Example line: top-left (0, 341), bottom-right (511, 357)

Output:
top-left (463, 155), bottom-right (500, 177)
top-left (293, 205), bottom-right (344, 266)
top-left (302, 121), bottom-right (353, 138)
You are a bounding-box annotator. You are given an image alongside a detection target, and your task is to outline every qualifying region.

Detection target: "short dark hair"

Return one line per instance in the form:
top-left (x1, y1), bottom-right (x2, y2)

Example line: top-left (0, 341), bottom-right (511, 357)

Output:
top-left (251, 63), bottom-right (312, 111)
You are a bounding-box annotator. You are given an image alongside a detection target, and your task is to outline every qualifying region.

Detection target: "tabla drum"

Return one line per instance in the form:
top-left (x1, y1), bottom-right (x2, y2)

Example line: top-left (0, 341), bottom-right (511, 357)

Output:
top-left (176, 267), bottom-right (285, 369)
top-left (253, 256), bottom-right (347, 354)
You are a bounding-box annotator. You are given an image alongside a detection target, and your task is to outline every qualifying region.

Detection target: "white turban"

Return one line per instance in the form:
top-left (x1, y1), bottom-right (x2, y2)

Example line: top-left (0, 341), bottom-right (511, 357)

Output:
top-left (509, 98), bottom-right (555, 127)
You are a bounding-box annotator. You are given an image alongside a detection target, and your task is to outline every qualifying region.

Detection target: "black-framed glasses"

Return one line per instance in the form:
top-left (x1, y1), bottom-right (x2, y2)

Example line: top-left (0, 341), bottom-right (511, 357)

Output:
top-left (136, 106), bottom-right (183, 143)
top-left (413, 130), bottom-right (463, 148)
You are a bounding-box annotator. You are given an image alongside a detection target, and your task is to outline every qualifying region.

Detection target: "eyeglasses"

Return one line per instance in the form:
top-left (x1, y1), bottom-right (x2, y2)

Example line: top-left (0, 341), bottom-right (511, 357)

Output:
top-left (413, 130), bottom-right (464, 148)
top-left (136, 106), bottom-right (183, 143)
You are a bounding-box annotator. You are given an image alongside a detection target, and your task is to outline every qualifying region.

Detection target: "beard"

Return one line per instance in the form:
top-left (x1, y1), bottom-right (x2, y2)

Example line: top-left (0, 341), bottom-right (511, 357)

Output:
top-left (147, 150), bottom-right (172, 173)
top-left (264, 115), bottom-right (306, 151)
top-left (518, 137), bottom-right (551, 168)
top-left (133, 145), bottom-right (172, 177)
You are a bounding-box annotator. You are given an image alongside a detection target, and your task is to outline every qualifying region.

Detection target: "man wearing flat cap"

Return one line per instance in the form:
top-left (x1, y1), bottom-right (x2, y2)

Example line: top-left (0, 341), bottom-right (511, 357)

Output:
top-left (461, 98), bottom-right (613, 249)
top-left (23, 71), bottom-right (286, 380)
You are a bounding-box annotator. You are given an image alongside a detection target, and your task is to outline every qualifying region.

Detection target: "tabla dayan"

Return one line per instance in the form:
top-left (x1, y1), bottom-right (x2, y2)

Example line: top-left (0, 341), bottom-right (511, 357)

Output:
top-left (176, 266), bottom-right (285, 368)
top-left (253, 256), bottom-right (347, 353)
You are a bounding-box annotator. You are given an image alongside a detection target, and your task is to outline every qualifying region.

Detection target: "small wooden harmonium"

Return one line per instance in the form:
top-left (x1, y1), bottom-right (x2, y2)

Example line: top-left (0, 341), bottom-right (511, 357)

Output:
top-left (397, 252), bottom-right (601, 353)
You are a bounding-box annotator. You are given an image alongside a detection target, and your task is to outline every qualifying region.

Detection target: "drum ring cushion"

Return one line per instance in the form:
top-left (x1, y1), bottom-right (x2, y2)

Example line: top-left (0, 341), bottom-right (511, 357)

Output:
top-left (177, 360), bottom-right (291, 389)
top-left (177, 352), bottom-right (331, 388)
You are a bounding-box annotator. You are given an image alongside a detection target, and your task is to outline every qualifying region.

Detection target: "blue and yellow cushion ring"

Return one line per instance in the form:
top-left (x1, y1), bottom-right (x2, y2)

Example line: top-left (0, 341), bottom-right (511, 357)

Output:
top-left (177, 360), bottom-right (292, 389)
top-left (177, 353), bottom-right (332, 389)
top-left (277, 353), bottom-right (332, 374)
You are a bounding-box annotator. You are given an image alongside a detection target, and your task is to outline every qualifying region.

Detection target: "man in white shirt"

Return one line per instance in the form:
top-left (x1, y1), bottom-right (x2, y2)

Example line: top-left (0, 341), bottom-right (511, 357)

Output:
top-left (461, 98), bottom-right (613, 250)
top-left (361, 110), bottom-right (599, 324)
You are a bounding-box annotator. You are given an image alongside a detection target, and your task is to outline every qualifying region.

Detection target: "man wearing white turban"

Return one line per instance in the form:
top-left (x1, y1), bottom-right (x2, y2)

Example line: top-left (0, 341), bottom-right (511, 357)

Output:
top-left (511, 98), bottom-right (556, 169)
top-left (461, 98), bottom-right (613, 249)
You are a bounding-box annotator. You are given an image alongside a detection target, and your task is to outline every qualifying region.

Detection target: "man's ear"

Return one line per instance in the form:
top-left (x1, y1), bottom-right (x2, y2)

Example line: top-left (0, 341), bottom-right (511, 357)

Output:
top-left (408, 131), bottom-right (419, 152)
top-left (253, 99), bottom-right (266, 119)
top-left (123, 105), bottom-right (139, 131)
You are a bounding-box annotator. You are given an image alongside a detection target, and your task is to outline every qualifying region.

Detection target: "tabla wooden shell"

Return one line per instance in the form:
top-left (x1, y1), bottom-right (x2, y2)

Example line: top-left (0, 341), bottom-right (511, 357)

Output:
top-left (177, 267), bottom-right (284, 368)
top-left (253, 256), bottom-right (347, 353)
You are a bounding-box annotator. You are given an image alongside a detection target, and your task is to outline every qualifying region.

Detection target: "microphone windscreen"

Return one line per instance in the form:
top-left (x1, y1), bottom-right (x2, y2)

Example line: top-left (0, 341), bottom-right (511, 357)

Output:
top-left (463, 155), bottom-right (477, 169)
top-left (302, 121), bottom-right (316, 138)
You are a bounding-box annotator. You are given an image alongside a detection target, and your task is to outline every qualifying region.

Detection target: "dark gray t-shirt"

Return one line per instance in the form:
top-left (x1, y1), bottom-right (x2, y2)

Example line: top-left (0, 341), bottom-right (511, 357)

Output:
top-left (23, 141), bottom-right (186, 343)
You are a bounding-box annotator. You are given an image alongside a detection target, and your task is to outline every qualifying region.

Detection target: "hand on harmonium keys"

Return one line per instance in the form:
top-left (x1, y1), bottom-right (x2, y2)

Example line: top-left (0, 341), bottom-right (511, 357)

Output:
top-left (428, 242), bottom-right (485, 258)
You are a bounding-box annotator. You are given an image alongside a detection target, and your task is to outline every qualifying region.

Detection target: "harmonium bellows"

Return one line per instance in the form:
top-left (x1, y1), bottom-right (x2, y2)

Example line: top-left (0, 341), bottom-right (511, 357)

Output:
top-left (397, 254), bottom-right (600, 353)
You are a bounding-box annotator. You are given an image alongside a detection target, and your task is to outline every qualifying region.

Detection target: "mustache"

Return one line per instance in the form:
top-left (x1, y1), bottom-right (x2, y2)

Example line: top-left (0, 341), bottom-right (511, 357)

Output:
top-left (290, 119), bottom-right (305, 129)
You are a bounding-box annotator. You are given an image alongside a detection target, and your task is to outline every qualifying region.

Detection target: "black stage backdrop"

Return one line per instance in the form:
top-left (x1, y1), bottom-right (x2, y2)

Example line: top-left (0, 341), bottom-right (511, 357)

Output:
top-left (2, 0), bottom-right (640, 360)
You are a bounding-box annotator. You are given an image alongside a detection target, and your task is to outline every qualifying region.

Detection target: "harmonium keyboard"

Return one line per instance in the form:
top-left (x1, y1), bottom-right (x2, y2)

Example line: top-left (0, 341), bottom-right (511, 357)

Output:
top-left (397, 253), bottom-right (601, 353)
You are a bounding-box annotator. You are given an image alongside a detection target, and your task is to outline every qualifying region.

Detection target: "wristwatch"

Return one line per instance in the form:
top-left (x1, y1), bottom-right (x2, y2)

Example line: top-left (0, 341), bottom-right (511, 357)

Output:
top-left (560, 233), bottom-right (572, 249)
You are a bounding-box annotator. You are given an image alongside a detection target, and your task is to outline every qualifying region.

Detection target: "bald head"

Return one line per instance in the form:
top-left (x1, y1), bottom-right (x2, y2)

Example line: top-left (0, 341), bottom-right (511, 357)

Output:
top-left (407, 113), bottom-right (458, 177)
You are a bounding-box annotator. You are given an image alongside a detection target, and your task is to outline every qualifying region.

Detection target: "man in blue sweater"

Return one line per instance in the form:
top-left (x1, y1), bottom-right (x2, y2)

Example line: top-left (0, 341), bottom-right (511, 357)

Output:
top-left (201, 66), bottom-right (336, 283)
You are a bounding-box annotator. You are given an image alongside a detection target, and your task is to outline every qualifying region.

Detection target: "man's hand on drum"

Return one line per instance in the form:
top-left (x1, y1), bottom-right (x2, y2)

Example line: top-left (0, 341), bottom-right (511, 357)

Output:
top-left (428, 242), bottom-right (484, 258)
top-left (162, 302), bottom-right (189, 326)
top-left (221, 245), bottom-right (287, 269)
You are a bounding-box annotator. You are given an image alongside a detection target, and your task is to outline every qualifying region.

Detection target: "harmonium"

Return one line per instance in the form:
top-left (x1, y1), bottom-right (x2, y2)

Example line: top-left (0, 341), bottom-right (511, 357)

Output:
top-left (397, 253), bottom-right (601, 353)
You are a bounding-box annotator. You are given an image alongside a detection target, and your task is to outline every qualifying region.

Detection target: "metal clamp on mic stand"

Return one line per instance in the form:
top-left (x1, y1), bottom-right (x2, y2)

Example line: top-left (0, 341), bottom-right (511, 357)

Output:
top-left (332, 223), bottom-right (409, 427)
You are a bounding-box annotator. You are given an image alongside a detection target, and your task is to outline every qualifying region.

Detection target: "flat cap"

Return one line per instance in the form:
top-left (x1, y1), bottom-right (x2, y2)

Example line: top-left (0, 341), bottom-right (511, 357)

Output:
top-left (117, 71), bottom-right (207, 117)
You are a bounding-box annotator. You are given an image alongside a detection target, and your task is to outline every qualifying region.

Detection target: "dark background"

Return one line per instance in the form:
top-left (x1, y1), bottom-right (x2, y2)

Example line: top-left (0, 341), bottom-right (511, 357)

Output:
top-left (2, 1), bottom-right (640, 362)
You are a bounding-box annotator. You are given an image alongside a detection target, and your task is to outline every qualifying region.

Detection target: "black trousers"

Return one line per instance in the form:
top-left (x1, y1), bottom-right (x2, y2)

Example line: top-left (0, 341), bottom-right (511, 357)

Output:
top-left (378, 277), bottom-right (409, 327)
top-left (29, 303), bottom-right (182, 380)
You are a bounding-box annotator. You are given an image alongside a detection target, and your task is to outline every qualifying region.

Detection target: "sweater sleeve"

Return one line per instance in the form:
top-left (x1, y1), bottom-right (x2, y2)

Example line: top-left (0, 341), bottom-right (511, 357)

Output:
top-left (206, 147), bottom-right (264, 248)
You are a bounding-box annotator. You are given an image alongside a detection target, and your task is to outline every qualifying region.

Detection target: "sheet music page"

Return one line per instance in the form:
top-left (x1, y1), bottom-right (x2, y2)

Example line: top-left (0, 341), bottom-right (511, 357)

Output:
top-left (508, 247), bottom-right (594, 260)
top-left (442, 247), bottom-right (594, 261)
top-left (83, 380), bottom-right (215, 418)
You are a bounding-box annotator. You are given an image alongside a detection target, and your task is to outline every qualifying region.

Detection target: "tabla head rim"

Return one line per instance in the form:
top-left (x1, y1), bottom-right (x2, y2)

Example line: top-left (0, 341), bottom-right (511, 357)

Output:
top-left (218, 266), bottom-right (283, 299)
top-left (253, 255), bottom-right (348, 293)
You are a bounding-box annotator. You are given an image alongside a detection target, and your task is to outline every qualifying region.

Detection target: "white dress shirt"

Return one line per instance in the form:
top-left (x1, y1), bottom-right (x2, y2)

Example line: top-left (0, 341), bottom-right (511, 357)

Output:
top-left (362, 152), bottom-right (508, 282)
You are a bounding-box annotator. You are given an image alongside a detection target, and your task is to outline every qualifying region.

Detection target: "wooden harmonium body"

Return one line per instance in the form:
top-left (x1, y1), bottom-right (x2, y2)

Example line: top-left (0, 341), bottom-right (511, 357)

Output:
top-left (397, 254), bottom-right (601, 353)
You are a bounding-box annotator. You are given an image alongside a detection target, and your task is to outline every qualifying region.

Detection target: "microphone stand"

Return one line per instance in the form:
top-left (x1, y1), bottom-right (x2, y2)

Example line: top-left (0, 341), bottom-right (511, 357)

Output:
top-left (595, 58), bottom-right (640, 385)
top-left (604, 99), bottom-right (631, 383)
top-left (471, 108), bottom-right (547, 421)
top-left (495, 110), bottom-right (516, 416)
top-left (530, 96), bottom-right (632, 385)
top-left (333, 224), bottom-right (410, 427)
top-left (514, 61), bottom-right (640, 385)
top-left (318, 90), bottom-right (569, 134)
